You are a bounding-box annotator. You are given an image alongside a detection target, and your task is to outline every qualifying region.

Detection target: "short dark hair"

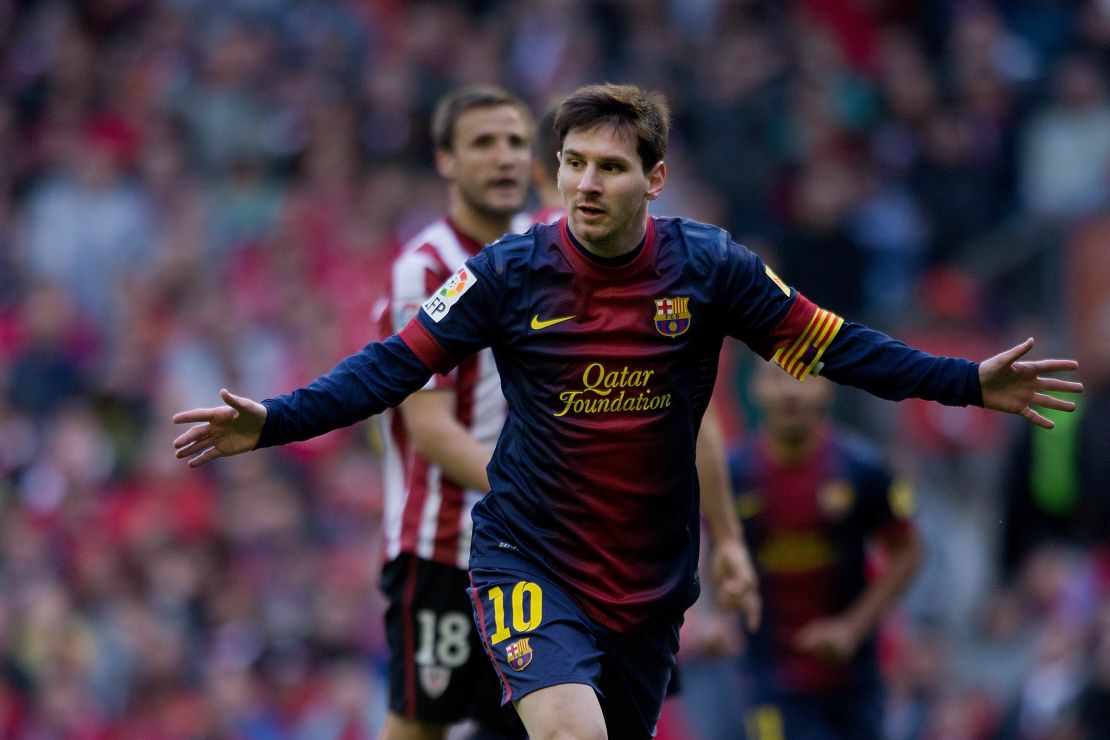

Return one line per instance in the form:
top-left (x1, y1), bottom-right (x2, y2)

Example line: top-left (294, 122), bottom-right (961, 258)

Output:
top-left (431, 86), bottom-right (532, 153)
top-left (553, 84), bottom-right (670, 171)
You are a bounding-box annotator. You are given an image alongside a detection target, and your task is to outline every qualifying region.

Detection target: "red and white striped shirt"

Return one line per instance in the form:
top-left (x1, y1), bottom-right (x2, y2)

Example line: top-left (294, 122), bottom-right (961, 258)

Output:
top-left (376, 218), bottom-right (506, 569)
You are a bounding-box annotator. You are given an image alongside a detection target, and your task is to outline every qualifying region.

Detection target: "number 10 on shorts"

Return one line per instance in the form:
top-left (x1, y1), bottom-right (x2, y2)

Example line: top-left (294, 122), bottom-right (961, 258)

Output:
top-left (487, 581), bottom-right (543, 645)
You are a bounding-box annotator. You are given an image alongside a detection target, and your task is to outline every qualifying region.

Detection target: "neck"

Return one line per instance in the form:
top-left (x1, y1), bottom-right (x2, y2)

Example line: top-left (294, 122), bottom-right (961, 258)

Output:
top-left (449, 194), bottom-right (512, 247)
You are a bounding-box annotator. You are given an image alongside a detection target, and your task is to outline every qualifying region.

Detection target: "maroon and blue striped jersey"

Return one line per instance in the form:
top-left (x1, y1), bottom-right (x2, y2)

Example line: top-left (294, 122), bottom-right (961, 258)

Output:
top-left (257, 216), bottom-right (981, 631)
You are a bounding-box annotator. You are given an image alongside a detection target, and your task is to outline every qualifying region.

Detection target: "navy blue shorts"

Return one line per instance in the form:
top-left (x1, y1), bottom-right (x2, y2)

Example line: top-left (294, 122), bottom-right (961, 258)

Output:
top-left (468, 562), bottom-right (682, 740)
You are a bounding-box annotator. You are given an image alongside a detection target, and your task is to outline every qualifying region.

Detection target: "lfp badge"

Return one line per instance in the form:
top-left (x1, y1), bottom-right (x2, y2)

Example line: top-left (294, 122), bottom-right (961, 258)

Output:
top-left (506, 638), bottom-right (533, 671)
top-left (654, 297), bottom-right (691, 337)
top-left (422, 266), bottom-right (476, 323)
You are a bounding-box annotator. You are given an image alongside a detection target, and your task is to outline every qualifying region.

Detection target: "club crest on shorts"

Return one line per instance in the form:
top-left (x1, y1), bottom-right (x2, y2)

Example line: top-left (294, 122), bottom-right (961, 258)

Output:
top-left (654, 297), bottom-right (691, 337)
top-left (506, 638), bottom-right (533, 671)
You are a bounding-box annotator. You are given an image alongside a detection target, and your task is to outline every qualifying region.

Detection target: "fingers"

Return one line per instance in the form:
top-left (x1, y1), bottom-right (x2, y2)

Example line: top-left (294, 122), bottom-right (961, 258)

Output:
top-left (743, 592), bottom-right (762, 633)
top-left (997, 337), bottom-right (1035, 366)
top-left (187, 446), bottom-right (225, 468)
top-left (172, 408), bottom-right (223, 425)
top-left (717, 582), bottom-right (744, 610)
top-left (173, 424), bottom-right (210, 449)
top-left (1031, 393), bottom-right (1075, 413)
top-left (219, 388), bottom-right (246, 417)
top-left (175, 438), bottom-right (212, 459)
top-left (1026, 359), bottom-right (1080, 374)
top-left (1021, 406), bottom-right (1054, 430)
top-left (1035, 377), bottom-right (1084, 394)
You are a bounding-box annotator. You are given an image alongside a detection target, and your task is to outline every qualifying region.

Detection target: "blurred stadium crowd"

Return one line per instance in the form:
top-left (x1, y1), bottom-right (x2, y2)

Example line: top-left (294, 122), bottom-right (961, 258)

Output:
top-left (0, 0), bottom-right (1108, 737)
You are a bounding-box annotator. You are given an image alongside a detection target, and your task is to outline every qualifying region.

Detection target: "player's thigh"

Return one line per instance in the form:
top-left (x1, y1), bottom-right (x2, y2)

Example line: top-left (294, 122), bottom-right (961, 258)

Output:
top-left (595, 617), bottom-right (682, 740)
top-left (515, 683), bottom-right (606, 740)
top-left (382, 555), bottom-right (507, 724)
top-left (468, 565), bottom-right (605, 708)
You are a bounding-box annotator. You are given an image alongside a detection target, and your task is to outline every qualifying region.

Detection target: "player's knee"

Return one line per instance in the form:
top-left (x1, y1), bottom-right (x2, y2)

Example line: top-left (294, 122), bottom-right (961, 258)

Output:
top-left (532, 725), bottom-right (606, 740)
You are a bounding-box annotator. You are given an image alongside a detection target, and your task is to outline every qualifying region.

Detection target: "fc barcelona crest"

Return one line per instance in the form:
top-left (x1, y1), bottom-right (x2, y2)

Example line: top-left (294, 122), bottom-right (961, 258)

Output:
top-left (506, 638), bottom-right (533, 671)
top-left (654, 297), bottom-right (692, 337)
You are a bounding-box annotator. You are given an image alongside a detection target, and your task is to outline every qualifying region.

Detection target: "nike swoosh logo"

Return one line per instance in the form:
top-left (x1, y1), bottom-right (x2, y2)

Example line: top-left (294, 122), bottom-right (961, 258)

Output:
top-left (530, 314), bottom-right (575, 330)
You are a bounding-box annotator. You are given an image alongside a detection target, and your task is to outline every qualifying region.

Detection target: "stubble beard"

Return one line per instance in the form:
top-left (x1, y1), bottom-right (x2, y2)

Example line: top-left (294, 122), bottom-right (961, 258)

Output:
top-left (459, 182), bottom-right (525, 225)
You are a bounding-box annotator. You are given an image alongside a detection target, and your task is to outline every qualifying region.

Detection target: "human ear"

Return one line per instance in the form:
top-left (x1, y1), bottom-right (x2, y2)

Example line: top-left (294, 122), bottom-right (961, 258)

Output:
top-left (645, 160), bottom-right (666, 201)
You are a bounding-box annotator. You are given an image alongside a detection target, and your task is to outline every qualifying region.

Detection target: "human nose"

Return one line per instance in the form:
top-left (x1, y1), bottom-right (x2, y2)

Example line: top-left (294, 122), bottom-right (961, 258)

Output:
top-left (577, 164), bottom-right (602, 193)
top-left (495, 139), bottom-right (525, 167)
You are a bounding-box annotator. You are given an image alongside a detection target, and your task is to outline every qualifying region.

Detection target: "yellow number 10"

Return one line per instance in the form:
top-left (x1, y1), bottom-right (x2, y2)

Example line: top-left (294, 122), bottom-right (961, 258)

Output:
top-left (487, 581), bottom-right (543, 644)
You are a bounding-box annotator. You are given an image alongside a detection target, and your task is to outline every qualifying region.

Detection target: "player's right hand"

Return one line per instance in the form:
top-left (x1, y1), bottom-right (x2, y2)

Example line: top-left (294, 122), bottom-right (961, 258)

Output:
top-left (711, 538), bottom-right (763, 632)
top-left (172, 388), bottom-right (266, 467)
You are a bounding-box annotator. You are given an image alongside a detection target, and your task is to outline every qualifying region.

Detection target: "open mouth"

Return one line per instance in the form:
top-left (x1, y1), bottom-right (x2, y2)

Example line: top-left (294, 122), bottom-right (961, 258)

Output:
top-left (577, 204), bottom-right (605, 218)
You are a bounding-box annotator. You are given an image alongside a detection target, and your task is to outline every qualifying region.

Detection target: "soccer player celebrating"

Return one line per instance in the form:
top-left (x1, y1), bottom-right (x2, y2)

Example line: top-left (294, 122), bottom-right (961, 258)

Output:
top-left (730, 361), bottom-right (923, 740)
top-left (173, 84), bottom-right (1082, 740)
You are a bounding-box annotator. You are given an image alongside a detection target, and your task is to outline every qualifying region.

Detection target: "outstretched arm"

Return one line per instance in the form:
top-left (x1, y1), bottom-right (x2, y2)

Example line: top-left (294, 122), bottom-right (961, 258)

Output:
top-left (723, 245), bottom-right (1083, 419)
top-left (172, 333), bottom-right (437, 468)
top-left (979, 338), bottom-right (1082, 429)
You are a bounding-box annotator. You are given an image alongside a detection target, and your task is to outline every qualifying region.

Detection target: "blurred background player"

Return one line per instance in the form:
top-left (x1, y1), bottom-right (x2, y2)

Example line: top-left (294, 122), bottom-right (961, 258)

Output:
top-left (730, 361), bottom-right (924, 740)
top-left (528, 108), bottom-right (566, 224)
top-left (374, 86), bottom-right (533, 740)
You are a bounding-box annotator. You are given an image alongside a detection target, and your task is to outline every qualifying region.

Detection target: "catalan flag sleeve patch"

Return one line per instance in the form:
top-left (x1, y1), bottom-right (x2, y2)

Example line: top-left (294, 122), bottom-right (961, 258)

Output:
top-left (769, 295), bottom-right (844, 381)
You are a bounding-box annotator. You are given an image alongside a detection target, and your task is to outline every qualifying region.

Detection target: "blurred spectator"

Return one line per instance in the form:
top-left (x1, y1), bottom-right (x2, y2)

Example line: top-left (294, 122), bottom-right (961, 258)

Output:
top-left (22, 113), bottom-right (155, 329)
top-left (774, 154), bottom-right (868, 317)
top-left (908, 108), bottom-right (1005, 265)
top-left (5, 282), bottom-right (90, 419)
top-left (1020, 53), bottom-right (1110, 220)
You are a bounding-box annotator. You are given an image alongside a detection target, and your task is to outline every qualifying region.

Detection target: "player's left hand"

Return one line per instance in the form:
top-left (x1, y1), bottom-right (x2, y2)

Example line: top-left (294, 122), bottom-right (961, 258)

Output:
top-left (711, 538), bottom-right (762, 632)
top-left (794, 617), bottom-right (862, 663)
top-left (979, 338), bottom-right (1082, 429)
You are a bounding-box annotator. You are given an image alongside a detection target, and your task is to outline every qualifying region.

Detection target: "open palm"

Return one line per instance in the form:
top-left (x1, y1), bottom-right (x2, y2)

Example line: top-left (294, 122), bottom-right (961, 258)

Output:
top-left (979, 338), bottom-right (1082, 429)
